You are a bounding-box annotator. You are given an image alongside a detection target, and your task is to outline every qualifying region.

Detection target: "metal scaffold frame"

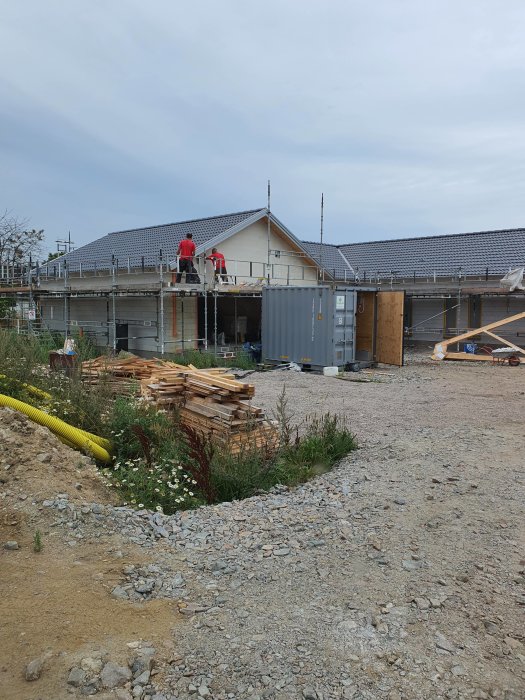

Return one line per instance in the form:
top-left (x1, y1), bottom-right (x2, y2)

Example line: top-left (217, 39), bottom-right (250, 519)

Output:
top-left (23, 279), bottom-right (263, 358)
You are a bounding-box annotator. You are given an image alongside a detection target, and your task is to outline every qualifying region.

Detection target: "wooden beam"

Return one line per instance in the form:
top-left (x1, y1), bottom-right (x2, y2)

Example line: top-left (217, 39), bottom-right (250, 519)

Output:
top-left (483, 331), bottom-right (525, 355)
top-left (443, 351), bottom-right (525, 364)
top-left (432, 310), bottom-right (525, 360)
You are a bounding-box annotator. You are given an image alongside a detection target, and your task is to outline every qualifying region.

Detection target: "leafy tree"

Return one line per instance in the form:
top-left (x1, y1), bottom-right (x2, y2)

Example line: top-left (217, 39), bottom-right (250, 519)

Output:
top-left (0, 210), bottom-right (44, 272)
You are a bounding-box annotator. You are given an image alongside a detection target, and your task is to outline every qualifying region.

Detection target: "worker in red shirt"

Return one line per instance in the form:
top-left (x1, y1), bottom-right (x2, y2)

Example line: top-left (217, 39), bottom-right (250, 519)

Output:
top-left (206, 247), bottom-right (228, 282)
top-left (176, 233), bottom-right (196, 283)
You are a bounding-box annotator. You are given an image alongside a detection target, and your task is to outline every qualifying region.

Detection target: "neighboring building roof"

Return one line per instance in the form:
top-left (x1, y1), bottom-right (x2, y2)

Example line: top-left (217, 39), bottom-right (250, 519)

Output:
top-left (338, 228), bottom-right (525, 278)
top-left (43, 208), bottom-right (323, 275)
top-left (300, 228), bottom-right (525, 280)
top-left (300, 241), bottom-right (354, 280)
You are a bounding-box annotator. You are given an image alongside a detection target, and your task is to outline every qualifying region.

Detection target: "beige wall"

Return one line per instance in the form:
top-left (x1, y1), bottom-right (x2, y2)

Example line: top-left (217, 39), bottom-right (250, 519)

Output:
top-left (38, 294), bottom-right (198, 355)
top-left (201, 220), bottom-right (319, 286)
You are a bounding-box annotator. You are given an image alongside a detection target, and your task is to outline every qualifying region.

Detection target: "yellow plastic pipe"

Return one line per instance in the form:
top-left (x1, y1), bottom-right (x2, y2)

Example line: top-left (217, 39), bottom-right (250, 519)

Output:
top-left (0, 394), bottom-right (112, 463)
top-left (0, 375), bottom-right (111, 450)
top-left (75, 427), bottom-right (112, 451)
top-left (0, 374), bottom-right (52, 401)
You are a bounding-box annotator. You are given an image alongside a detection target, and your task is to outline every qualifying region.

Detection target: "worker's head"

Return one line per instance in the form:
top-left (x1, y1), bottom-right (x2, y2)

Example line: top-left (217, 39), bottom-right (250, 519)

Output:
top-left (186, 233), bottom-right (193, 239)
top-left (212, 247), bottom-right (217, 253)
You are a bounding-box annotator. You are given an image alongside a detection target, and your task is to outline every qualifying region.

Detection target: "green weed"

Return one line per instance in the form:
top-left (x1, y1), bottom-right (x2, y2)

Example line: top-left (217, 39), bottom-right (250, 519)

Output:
top-left (33, 530), bottom-right (43, 553)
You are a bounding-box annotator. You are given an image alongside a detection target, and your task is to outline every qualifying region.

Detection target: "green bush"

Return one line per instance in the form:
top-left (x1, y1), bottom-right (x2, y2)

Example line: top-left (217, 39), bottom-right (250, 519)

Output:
top-left (44, 373), bottom-right (114, 436)
top-left (0, 329), bottom-right (57, 384)
top-left (101, 398), bottom-right (204, 512)
top-left (210, 413), bottom-right (357, 503)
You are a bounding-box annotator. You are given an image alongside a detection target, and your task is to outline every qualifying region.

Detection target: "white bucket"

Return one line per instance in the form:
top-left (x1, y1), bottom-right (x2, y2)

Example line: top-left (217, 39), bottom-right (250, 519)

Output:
top-left (323, 366), bottom-right (339, 377)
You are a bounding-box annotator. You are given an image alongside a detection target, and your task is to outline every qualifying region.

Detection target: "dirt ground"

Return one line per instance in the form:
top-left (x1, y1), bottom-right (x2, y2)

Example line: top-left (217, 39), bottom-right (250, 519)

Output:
top-left (0, 516), bottom-right (178, 700)
top-left (1, 352), bottom-right (524, 699)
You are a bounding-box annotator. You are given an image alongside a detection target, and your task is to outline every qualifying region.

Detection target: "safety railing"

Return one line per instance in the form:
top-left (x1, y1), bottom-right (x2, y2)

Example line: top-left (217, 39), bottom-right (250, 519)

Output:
top-left (32, 252), bottom-right (319, 288)
top-left (339, 267), bottom-right (516, 286)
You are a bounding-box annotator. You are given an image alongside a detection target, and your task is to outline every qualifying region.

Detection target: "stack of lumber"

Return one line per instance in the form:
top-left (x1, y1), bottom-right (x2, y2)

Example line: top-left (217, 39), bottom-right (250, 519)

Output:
top-left (140, 361), bottom-right (238, 408)
top-left (82, 355), bottom-right (278, 454)
top-left (82, 355), bottom-right (164, 394)
top-left (144, 363), bottom-right (277, 454)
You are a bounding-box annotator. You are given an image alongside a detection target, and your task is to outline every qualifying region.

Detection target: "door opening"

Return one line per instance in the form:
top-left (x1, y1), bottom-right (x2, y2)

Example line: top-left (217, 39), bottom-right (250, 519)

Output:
top-left (355, 291), bottom-right (375, 362)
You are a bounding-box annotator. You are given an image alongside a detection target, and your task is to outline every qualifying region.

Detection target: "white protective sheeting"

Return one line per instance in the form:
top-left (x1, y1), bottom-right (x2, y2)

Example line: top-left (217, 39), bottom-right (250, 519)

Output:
top-left (500, 267), bottom-right (525, 292)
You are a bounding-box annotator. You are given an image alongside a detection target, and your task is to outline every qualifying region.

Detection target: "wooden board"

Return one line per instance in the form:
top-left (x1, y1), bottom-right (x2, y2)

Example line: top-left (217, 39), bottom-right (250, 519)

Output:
top-left (432, 310), bottom-right (525, 361)
top-left (443, 352), bottom-right (525, 364)
top-left (375, 291), bottom-right (405, 366)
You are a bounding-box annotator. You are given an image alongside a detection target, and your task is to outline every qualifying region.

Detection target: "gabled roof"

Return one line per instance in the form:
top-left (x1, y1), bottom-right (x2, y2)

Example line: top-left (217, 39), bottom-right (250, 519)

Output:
top-left (338, 228), bottom-right (525, 278)
top-left (300, 241), bottom-right (354, 279)
top-left (44, 209), bottom-right (284, 272)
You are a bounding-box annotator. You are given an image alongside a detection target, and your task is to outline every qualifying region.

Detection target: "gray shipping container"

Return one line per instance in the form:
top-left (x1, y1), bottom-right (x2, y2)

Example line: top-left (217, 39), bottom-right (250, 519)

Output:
top-left (262, 286), bottom-right (361, 369)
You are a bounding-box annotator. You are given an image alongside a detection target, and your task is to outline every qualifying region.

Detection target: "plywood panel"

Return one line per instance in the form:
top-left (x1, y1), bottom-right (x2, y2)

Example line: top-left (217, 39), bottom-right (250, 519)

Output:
top-left (376, 291), bottom-right (404, 366)
top-left (355, 292), bottom-right (375, 361)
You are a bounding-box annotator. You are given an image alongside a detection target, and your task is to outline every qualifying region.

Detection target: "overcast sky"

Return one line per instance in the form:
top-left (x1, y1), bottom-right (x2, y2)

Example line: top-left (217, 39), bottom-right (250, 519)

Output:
top-left (1, 1), bottom-right (524, 255)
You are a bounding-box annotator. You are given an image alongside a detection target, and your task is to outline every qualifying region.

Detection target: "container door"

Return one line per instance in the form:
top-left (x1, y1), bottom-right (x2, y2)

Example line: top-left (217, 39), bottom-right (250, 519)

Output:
top-left (332, 290), bottom-right (356, 366)
top-left (376, 291), bottom-right (404, 366)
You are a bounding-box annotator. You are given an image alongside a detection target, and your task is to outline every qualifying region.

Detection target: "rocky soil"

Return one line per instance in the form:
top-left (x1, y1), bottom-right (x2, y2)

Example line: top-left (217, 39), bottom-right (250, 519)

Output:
top-left (1, 353), bottom-right (524, 700)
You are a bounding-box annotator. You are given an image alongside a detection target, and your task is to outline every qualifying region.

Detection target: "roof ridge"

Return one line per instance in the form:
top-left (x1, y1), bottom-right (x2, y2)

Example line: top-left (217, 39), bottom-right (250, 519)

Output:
top-left (338, 227), bottom-right (525, 248)
top-left (301, 239), bottom-right (340, 248)
top-left (107, 208), bottom-right (265, 236)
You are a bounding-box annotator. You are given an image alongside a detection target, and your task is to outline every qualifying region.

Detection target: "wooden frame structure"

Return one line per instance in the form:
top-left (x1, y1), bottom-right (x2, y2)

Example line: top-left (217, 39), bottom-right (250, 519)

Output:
top-left (432, 311), bottom-right (525, 363)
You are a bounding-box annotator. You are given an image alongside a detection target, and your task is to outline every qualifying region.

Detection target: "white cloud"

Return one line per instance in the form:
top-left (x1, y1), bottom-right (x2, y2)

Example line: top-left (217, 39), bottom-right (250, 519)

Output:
top-left (1, 0), bottom-right (525, 249)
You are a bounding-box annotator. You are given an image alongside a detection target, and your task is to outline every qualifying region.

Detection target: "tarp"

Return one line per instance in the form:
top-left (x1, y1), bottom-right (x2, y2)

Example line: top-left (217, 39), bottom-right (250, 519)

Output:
top-left (500, 267), bottom-right (525, 292)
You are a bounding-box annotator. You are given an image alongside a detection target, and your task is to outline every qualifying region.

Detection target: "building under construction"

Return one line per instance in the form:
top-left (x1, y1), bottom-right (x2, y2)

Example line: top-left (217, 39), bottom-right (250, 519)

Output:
top-left (1, 210), bottom-right (525, 359)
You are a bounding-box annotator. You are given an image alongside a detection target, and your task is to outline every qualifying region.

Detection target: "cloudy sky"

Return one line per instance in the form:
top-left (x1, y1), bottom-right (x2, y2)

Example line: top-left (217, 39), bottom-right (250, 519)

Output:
top-left (1, 1), bottom-right (524, 254)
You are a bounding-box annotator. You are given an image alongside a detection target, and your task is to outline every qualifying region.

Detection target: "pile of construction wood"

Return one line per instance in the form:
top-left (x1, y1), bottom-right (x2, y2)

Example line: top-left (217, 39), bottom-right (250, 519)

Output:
top-left (81, 355), bottom-right (278, 454)
top-left (81, 355), bottom-right (164, 394)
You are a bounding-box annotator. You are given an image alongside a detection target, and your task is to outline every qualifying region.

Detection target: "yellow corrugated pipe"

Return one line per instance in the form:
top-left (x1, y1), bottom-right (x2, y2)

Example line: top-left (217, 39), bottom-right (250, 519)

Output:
top-left (0, 374), bottom-right (52, 401)
top-left (0, 394), bottom-right (112, 463)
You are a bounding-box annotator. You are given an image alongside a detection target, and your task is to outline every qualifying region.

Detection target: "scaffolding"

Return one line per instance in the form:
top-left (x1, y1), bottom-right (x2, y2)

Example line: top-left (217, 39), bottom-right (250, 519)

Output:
top-left (2, 250), bottom-right (525, 353)
top-left (1, 252), bottom-right (279, 357)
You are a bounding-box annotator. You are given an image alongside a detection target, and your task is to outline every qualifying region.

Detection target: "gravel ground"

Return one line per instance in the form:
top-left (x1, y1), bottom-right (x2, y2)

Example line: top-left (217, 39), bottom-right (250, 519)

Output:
top-left (2, 353), bottom-right (524, 700)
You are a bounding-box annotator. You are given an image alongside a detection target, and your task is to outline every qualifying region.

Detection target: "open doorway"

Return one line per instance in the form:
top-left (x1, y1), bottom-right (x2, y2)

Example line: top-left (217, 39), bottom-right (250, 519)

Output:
top-left (355, 291), bottom-right (375, 362)
top-left (354, 290), bottom-right (405, 366)
top-left (197, 295), bottom-right (262, 348)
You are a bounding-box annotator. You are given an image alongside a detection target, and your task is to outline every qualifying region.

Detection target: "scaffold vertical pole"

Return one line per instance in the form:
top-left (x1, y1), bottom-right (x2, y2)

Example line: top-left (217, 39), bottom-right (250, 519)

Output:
top-left (214, 290), bottom-right (218, 356)
top-left (111, 254), bottom-right (117, 352)
top-left (159, 250), bottom-right (165, 355)
top-left (204, 286), bottom-right (208, 351)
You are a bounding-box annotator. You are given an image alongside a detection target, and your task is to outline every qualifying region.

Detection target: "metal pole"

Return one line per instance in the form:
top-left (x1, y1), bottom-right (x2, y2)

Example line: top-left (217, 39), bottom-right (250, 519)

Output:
top-left (234, 295), bottom-right (238, 347)
top-left (267, 179), bottom-right (271, 285)
top-left (159, 289), bottom-right (165, 355)
top-left (159, 250), bottom-right (165, 355)
top-left (181, 297), bottom-right (185, 352)
top-left (64, 293), bottom-right (69, 338)
top-left (111, 255), bottom-right (117, 352)
top-left (456, 279), bottom-right (462, 352)
top-left (214, 290), bottom-right (218, 356)
top-left (28, 267), bottom-right (33, 335)
top-left (106, 296), bottom-right (110, 348)
top-left (320, 193), bottom-right (324, 283)
top-left (204, 288), bottom-right (208, 351)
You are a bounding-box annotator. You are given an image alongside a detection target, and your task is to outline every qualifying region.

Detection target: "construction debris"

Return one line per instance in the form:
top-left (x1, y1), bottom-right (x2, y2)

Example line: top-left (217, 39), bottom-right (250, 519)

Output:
top-left (82, 355), bottom-right (278, 454)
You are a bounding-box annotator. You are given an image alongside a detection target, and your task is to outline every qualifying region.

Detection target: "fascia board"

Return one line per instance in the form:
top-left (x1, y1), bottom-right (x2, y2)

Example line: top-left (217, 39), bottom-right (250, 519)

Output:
top-left (194, 210), bottom-right (267, 255)
top-left (337, 248), bottom-right (355, 274)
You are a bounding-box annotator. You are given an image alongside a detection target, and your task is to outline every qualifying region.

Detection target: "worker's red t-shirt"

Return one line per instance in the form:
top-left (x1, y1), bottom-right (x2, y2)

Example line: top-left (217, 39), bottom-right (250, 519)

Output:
top-left (209, 252), bottom-right (226, 270)
top-left (178, 239), bottom-right (195, 260)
